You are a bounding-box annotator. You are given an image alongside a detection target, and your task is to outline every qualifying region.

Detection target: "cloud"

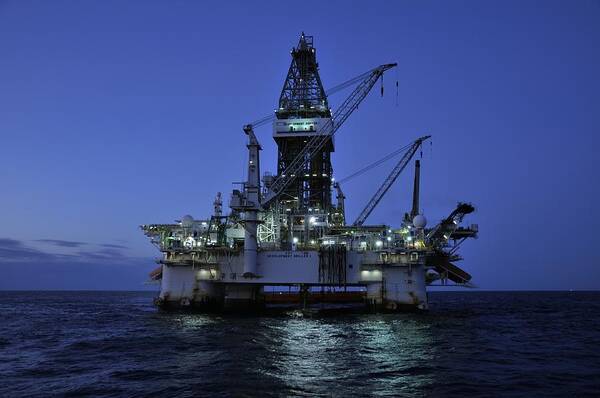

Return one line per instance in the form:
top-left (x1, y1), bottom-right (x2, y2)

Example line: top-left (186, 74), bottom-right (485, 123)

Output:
top-left (0, 238), bottom-right (57, 261)
top-left (0, 238), bottom-right (155, 290)
top-left (77, 247), bottom-right (126, 260)
top-left (99, 243), bottom-right (129, 249)
top-left (0, 238), bottom-right (25, 249)
top-left (0, 238), bottom-right (139, 265)
top-left (35, 239), bottom-right (87, 248)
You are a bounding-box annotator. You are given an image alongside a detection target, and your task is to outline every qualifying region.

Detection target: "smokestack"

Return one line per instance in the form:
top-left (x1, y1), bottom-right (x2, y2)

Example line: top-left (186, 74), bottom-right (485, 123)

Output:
top-left (410, 160), bottom-right (420, 219)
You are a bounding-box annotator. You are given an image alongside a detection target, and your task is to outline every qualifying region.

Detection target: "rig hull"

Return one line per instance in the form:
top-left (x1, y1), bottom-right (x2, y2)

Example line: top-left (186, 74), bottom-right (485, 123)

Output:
top-left (154, 249), bottom-right (428, 311)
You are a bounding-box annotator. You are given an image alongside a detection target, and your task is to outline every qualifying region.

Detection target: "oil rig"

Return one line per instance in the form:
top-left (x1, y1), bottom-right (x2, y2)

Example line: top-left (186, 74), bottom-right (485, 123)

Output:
top-left (141, 34), bottom-right (478, 311)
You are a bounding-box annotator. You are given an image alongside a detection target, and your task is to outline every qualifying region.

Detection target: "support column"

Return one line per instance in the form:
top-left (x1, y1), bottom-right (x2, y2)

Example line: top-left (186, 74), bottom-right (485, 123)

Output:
top-left (382, 264), bottom-right (428, 310)
top-left (224, 284), bottom-right (264, 310)
top-left (243, 211), bottom-right (258, 276)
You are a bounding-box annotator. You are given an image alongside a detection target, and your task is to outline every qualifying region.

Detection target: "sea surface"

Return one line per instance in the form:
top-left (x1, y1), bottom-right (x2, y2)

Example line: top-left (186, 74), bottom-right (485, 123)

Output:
top-left (1, 291), bottom-right (599, 397)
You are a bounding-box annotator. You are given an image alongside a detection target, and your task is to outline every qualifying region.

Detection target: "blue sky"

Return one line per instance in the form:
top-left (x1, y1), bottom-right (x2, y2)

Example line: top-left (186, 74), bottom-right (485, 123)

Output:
top-left (1, 0), bottom-right (599, 290)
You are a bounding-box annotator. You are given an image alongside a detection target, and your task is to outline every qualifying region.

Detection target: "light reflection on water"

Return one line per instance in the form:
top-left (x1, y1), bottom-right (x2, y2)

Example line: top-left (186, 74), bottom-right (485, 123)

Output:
top-left (3, 292), bottom-right (599, 397)
top-left (158, 311), bottom-right (440, 395)
top-left (257, 314), bottom-right (438, 396)
top-left (172, 314), bottom-right (222, 330)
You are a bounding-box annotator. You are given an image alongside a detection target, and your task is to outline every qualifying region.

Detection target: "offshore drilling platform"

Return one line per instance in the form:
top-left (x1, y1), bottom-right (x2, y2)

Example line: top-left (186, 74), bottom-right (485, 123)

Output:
top-left (141, 34), bottom-right (478, 311)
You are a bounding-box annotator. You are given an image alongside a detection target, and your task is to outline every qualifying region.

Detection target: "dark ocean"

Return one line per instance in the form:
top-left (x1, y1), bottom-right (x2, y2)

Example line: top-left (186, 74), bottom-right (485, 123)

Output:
top-left (1, 291), bottom-right (599, 397)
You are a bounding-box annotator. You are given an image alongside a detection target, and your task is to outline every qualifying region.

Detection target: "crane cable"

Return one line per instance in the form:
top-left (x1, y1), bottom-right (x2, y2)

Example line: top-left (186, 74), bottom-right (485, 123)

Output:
top-left (395, 67), bottom-right (399, 107)
top-left (336, 142), bottom-right (413, 185)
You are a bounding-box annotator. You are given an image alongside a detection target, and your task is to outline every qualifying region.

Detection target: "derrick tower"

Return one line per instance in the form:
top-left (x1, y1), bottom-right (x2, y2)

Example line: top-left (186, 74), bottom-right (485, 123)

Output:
top-left (273, 33), bottom-right (333, 212)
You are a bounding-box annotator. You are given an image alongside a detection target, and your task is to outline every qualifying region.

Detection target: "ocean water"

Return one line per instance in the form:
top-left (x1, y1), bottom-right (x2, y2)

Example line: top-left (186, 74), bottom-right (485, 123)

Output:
top-left (0, 291), bottom-right (599, 397)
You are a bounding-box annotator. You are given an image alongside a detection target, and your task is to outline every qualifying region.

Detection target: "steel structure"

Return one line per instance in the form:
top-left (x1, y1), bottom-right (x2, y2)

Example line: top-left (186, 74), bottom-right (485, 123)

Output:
top-left (263, 60), bottom-right (397, 207)
top-left (277, 33), bottom-right (330, 119)
top-left (139, 34), bottom-right (479, 313)
top-left (271, 34), bottom-right (332, 211)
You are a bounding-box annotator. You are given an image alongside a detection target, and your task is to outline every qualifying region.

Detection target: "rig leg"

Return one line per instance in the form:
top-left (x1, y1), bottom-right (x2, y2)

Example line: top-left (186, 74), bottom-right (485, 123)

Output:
top-left (381, 265), bottom-right (428, 311)
top-left (223, 284), bottom-right (263, 310)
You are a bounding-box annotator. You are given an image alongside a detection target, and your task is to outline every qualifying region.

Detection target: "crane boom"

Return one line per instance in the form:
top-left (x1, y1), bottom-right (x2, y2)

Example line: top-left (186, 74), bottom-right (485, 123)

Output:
top-left (426, 202), bottom-right (475, 247)
top-left (260, 63), bottom-right (397, 207)
top-left (353, 135), bottom-right (430, 226)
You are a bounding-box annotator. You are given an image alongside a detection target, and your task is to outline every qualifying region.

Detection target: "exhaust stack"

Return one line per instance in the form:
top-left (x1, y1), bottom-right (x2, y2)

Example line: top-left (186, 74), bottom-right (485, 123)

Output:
top-left (410, 160), bottom-right (420, 219)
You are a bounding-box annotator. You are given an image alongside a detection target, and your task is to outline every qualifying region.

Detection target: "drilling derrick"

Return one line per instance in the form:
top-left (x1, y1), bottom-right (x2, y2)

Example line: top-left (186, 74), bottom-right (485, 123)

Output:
top-left (273, 33), bottom-right (333, 212)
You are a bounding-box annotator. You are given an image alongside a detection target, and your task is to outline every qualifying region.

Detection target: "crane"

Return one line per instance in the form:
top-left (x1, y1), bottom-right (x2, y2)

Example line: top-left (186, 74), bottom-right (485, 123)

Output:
top-left (420, 202), bottom-right (476, 285)
top-left (352, 135), bottom-right (431, 226)
top-left (332, 181), bottom-right (346, 225)
top-left (426, 202), bottom-right (475, 247)
top-left (258, 63), bottom-right (397, 207)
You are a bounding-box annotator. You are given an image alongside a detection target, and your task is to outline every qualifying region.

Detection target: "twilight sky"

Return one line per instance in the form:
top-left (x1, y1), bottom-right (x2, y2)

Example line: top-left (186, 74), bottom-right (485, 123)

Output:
top-left (1, 0), bottom-right (599, 290)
